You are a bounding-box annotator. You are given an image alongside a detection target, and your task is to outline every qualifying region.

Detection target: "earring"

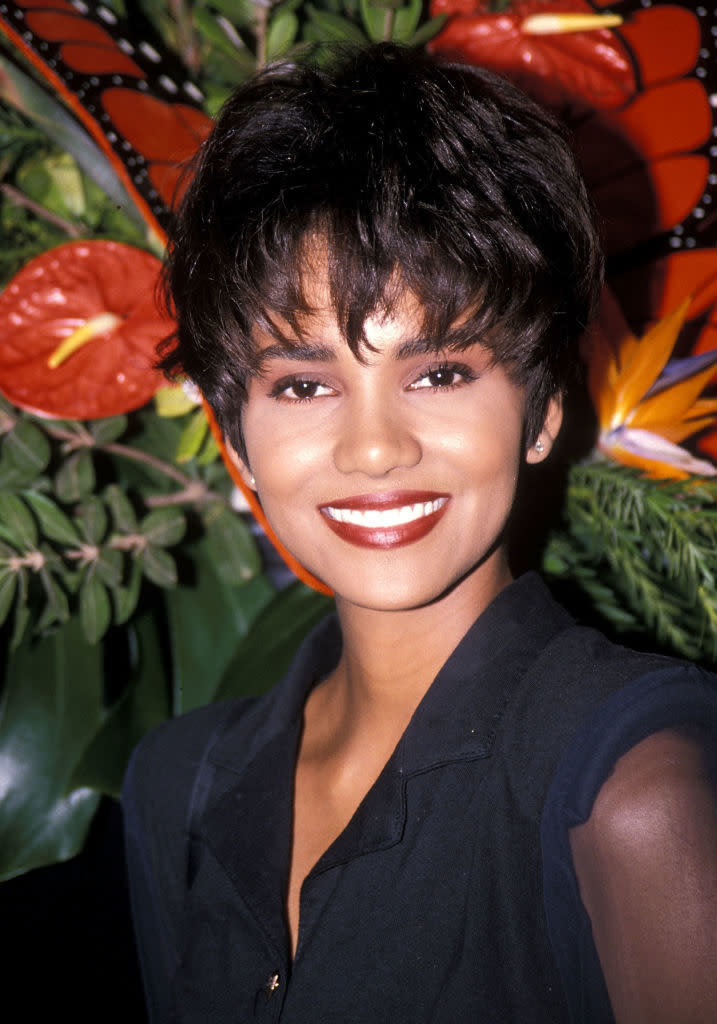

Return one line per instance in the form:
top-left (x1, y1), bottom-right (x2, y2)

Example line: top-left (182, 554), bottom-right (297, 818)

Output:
top-left (534, 439), bottom-right (545, 454)
top-left (249, 475), bottom-right (256, 487)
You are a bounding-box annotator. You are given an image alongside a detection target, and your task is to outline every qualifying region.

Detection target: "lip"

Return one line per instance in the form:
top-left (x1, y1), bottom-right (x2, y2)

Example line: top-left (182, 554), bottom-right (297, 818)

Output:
top-left (318, 491), bottom-right (450, 549)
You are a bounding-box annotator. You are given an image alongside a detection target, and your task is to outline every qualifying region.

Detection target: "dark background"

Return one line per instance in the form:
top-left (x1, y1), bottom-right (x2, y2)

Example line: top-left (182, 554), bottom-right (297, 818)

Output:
top-left (2, 797), bottom-right (147, 1023)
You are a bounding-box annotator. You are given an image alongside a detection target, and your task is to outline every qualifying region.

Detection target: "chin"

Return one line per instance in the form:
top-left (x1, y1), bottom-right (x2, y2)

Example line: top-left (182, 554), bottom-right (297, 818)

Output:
top-left (329, 566), bottom-right (468, 614)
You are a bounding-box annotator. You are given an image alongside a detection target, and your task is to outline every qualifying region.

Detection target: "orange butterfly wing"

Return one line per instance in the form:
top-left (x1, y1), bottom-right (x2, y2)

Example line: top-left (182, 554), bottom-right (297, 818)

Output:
top-left (0, 0), bottom-right (213, 239)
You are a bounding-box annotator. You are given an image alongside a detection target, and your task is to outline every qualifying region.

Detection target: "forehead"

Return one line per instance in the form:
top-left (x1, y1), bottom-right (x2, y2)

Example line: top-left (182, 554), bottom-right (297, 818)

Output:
top-left (252, 272), bottom-right (434, 360)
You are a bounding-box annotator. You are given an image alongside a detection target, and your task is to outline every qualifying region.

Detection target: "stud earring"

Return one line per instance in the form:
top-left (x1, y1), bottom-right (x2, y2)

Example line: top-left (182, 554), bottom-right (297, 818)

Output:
top-left (534, 439), bottom-right (545, 454)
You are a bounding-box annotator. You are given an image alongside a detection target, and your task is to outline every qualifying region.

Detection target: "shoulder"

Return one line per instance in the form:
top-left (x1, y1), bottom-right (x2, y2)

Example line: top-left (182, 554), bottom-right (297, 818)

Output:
top-left (571, 725), bottom-right (716, 867)
top-left (122, 698), bottom-right (252, 837)
top-left (569, 726), bottom-right (717, 1023)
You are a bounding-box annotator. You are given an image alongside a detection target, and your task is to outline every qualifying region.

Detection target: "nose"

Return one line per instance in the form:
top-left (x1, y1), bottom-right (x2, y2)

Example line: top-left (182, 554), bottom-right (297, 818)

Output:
top-left (332, 395), bottom-right (422, 477)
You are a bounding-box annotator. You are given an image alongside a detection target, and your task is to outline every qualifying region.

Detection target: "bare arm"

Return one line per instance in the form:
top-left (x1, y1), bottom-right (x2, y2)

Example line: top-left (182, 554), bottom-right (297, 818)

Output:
top-left (570, 728), bottom-right (717, 1023)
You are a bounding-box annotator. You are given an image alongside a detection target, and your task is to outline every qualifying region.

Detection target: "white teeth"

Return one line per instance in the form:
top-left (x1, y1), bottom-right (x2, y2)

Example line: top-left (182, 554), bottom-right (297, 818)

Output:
top-left (323, 497), bottom-right (447, 529)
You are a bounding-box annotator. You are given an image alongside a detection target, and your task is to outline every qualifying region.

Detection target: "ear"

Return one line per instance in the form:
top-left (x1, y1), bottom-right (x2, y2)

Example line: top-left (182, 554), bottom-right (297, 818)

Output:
top-left (525, 394), bottom-right (563, 465)
top-left (224, 440), bottom-right (257, 491)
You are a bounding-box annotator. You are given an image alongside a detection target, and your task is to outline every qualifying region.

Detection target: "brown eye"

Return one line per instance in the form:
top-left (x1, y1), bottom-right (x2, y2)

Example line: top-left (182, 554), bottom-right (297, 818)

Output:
top-left (426, 367), bottom-right (457, 387)
top-left (409, 362), bottom-right (476, 391)
top-left (289, 380), bottom-right (320, 399)
top-left (270, 376), bottom-right (335, 402)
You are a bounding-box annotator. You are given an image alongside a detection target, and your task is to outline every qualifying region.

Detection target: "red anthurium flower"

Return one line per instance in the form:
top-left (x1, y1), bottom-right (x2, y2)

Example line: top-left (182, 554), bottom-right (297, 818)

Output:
top-left (0, 240), bottom-right (168, 419)
top-left (429, 0), bottom-right (635, 112)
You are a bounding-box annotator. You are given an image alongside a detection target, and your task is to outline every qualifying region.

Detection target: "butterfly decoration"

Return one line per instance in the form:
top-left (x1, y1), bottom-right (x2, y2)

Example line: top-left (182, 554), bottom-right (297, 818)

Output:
top-left (0, 0), bottom-right (212, 239)
top-left (429, 0), bottom-right (717, 478)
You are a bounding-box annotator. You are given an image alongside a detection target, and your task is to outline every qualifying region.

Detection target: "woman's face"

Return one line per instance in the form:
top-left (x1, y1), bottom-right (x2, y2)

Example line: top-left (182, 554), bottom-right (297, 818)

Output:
top-left (233, 289), bottom-right (561, 614)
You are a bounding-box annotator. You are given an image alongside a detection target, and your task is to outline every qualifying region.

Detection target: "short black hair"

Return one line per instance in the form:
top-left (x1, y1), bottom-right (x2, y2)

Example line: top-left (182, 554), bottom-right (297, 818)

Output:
top-left (161, 43), bottom-right (603, 457)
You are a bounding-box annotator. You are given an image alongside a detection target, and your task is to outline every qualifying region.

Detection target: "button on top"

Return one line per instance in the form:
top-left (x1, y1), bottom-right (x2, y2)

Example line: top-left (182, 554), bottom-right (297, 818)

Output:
top-left (263, 972), bottom-right (280, 1000)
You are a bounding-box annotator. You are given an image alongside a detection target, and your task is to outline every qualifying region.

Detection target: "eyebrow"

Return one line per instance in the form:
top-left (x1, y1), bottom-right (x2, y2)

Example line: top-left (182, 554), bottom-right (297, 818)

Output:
top-left (256, 335), bottom-right (454, 365)
top-left (256, 342), bottom-right (336, 363)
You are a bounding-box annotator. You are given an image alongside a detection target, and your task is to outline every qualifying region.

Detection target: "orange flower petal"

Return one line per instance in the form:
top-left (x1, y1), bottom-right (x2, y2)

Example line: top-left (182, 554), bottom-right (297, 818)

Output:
top-left (629, 368), bottom-right (717, 433)
top-left (609, 298), bottom-right (690, 427)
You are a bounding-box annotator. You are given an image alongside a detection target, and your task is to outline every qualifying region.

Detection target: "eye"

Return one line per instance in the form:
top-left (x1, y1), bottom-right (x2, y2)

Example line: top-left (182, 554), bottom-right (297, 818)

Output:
top-left (271, 376), bottom-right (336, 402)
top-left (408, 362), bottom-right (476, 391)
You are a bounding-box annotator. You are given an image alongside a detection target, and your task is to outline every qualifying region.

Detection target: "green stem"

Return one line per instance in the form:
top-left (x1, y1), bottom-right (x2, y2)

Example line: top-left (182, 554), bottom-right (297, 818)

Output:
top-left (168, 0), bottom-right (202, 74)
top-left (102, 441), bottom-right (201, 488)
top-left (42, 422), bottom-right (224, 504)
top-left (255, 0), bottom-right (270, 68)
top-left (0, 183), bottom-right (82, 238)
top-left (382, 7), bottom-right (395, 40)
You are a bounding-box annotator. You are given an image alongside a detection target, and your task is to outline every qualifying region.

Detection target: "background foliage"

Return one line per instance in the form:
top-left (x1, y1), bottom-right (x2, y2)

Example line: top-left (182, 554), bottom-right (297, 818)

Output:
top-left (1, 0), bottom-right (717, 884)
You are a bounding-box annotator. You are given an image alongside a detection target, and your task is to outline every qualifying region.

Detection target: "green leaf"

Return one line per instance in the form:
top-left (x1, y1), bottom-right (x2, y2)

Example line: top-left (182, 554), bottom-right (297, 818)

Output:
top-left (22, 491), bottom-right (80, 546)
top-left (38, 567), bottom-right (70, 627)
top-left (266, 10), bottom-right (299, 59)
top-left (74, 495), bottom-right (108, 545)
top-left (197, 429), bottom-right (220, 466)
top-left (193, 7), bottom-right (257, 72)
top-left (0, 569), bottom-right (17, 626)
top-left (70, 611), bottom-right (172, 797)
top-left (274, 0), bottom-right (304, 15)
top-left (359, 0), bottom-right (393, 41)
top-left (94, 547), bottom-right (123, 588)
top-left (140, 544), bottom-right (177, 587)
top-left (202, 502), bottom-right (262, 585)
top-left (0, 492), bottom-right (38, 549)
top-left (0, 455), bottom-right (35, 490)
top-left (55, 449), bottom-right (95, 503)
top-left (164, 536), bottom-right (275, 713)
top-left (392, 0), bottom-right (422, 42)
top-left (140, 507), bottom-right (186, 548)
top-left (406, 13), bottom-right (447, 46)
top-left (89, 415), bottom-right (128, 445)
top-left (80, 575), bottom-right (112, 644)
top-left (175, 407), bottom-right (209, 464)
top-left (104, 483), bottom-right (138, 532)
top-left (4, 419), bottom-right (51, 475)
top-left (216, 582), bottom-right (335, 700)
top-left (305, 5), bottom-right (367, 42)
top-left (113, 559), bottom-right (143, 626)
top-left (10, 600), bottom-right (31, 651)
top-left (0, 618), bottom-right (104, 880)
top-left (202, 0), bottom-right (257, 29)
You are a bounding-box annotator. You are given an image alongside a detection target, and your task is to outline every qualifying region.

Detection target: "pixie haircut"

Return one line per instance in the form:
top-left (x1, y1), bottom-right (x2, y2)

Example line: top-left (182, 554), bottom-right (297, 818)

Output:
top-left (162, 43), bottom-right (603, 456)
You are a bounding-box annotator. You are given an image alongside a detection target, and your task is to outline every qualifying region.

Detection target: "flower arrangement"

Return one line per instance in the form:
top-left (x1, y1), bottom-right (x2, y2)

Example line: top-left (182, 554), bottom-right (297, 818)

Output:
top-left (1, 0), bottom-right (717, 879)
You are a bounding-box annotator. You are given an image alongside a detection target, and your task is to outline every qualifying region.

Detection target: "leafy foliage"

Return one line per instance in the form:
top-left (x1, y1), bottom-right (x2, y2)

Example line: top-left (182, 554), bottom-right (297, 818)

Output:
top-left (542, 460), bottom-right (717, 664)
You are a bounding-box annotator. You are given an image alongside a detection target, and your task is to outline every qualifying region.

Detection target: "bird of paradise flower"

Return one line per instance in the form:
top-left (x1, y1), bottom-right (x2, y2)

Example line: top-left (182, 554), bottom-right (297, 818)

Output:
top-left (587, 288), bottom-right (717, 480)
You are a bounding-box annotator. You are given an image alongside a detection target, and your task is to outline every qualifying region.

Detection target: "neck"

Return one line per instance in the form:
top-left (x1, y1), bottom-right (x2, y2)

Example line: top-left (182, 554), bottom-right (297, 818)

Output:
top-left (331, 554), bottom-right (514, 727)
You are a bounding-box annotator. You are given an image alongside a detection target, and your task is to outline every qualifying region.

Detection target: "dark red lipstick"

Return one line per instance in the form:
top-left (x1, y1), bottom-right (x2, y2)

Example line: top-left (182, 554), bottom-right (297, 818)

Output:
top-left (318, 491), bottom-right (450, 549)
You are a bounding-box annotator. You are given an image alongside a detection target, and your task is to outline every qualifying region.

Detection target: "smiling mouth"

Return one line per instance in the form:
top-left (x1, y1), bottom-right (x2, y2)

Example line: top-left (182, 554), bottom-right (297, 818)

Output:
top-left (318, 491), bottom-right (450, 549)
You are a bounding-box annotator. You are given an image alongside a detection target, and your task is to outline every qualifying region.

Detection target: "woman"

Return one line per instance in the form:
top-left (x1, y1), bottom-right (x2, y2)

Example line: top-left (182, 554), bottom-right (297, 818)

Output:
top-left (123, 43), bottom-right (717, 1022)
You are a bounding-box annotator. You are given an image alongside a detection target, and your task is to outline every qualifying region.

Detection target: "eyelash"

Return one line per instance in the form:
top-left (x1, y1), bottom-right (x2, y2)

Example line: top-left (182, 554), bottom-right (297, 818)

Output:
top-left (268, 361), bottom-right (477, 403)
